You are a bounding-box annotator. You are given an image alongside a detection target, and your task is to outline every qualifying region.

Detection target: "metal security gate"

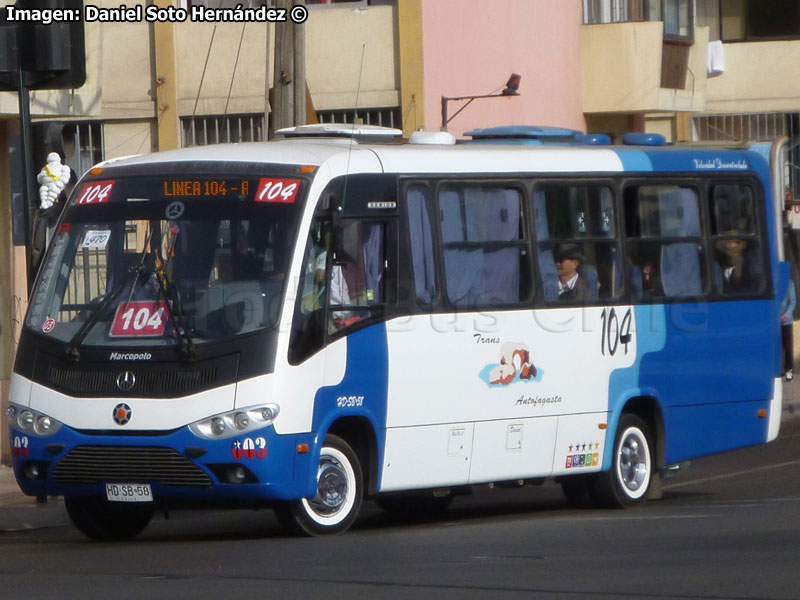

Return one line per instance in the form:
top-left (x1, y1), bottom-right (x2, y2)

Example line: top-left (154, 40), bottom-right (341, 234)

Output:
top-left (181, 114), bottom-right (266, 147)
top-left (692, 112), bottom-right (800, 201)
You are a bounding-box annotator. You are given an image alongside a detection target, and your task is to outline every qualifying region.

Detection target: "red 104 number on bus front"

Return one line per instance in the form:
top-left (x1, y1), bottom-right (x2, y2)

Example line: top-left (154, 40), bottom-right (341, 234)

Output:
top-left (76, 180), bottom-right (115, 205)
top-left (255, 178), bottom-right (300, 204)
top-left (110, 301), bottom-right (170, 337)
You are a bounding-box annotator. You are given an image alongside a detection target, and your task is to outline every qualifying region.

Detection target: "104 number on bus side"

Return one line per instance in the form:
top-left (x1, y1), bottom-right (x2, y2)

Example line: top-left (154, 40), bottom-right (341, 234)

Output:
top-left (600, 307), bottom-right (633, 357)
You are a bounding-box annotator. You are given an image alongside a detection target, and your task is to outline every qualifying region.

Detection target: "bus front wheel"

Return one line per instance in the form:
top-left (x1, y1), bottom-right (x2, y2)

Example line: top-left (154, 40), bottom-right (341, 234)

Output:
top-left (592, 414), bottom-right (653, 508)
top-left (65, 496), bottom-right (154, 541)
top-left (275, 434), bottom-right (363, 536)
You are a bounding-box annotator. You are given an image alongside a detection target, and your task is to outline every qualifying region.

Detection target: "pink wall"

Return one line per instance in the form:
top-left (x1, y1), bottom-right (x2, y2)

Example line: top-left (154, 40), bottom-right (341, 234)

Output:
top-left (421, 0), bottom-right (585, 138)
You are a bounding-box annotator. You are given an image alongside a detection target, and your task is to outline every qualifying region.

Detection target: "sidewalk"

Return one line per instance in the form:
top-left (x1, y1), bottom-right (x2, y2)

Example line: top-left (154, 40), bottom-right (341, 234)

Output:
top-left (0, 465), bottom-right (66, 532)
top-left (2, 385), bottom-right (800, 532)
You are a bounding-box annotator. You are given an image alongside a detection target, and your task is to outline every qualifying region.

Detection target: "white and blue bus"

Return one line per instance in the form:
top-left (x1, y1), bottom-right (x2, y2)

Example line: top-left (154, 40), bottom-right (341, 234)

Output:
top-left (6, 124), bottom-right (789, 539)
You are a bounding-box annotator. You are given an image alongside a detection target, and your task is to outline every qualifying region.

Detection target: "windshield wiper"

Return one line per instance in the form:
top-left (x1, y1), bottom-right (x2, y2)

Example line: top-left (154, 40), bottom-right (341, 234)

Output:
top-left (154, 232), bottom-right (197, 362)
top-left (66, 229), bottom-right (155, 362)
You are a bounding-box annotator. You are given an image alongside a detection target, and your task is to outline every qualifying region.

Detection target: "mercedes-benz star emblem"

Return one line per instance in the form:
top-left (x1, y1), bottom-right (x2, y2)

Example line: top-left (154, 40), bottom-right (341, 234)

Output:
top-left (116, 370), bottom-right (136, 392)
top-left (113, 403), bottom-right (132, 426)
top-left (165, 201), bottom-right (185, 220)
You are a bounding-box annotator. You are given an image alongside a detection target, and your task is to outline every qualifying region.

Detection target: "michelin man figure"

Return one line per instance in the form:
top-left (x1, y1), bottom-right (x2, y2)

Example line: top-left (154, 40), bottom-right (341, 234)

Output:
top-left (37, 152), bottom-right (71, 210)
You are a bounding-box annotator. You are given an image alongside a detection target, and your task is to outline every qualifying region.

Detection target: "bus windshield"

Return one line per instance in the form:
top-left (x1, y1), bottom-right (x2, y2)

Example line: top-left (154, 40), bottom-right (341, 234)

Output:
top-left (26, 173), bottom-right (304, 349)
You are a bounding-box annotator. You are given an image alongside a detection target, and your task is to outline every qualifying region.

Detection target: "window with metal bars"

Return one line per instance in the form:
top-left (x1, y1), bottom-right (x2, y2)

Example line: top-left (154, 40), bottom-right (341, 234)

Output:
top-left (181, 114), bottom-right (266, 147)
top-left (692, 112), bottom-right (798, 143)
top-left (32, 120), bottom-right (104, 178)
top-left (315, 107), bottom-right (400, 128)
top-left (692, 112), bottom-right (800, 201)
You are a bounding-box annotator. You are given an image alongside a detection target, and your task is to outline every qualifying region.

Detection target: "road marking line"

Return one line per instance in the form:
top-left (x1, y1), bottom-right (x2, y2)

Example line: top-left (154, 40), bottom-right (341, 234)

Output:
top-left (664, 459), bottom-right (800, 489)
top-left (584, 514), bottom-right (719, 521)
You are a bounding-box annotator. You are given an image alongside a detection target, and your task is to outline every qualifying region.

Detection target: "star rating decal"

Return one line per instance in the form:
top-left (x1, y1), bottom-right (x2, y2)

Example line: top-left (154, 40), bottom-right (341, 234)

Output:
top-left (564, 441), bottom-right (602, 469)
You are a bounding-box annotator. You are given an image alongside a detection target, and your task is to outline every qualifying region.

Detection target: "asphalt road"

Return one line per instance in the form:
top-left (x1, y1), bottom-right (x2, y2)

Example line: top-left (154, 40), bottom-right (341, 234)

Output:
top-left (1, 418), bottom-right (800, 600)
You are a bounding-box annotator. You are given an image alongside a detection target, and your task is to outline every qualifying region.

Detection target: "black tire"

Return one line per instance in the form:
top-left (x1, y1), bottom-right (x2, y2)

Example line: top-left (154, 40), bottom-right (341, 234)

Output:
top-left (65, 496), bottom-right (154, 541)
top-left (375, 489), bottom-right (454, 515)
top-left (275, 434), bottom-right (363, 536)
top-left (591, 414), bottom-right (654, 508)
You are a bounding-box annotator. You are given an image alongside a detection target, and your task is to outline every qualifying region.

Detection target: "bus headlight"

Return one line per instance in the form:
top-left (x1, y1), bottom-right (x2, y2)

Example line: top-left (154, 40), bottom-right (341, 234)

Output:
top-left (189, 403), bottom-right (280, 440)
top-left (233, 412), bottom-right (249, 430)
top-left (8, 404), bottom-right (63, 437)
top-left (19, 411), bottom-right (34, 429)
top-left (35, 416), bottom-right (52, 435)
top-left (211, 418), bottom-right (227, 436)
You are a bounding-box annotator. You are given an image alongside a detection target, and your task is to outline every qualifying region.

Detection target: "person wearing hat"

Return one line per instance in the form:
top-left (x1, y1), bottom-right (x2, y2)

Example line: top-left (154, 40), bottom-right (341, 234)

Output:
top-left (713, 234), bottom-right (763, 294)
top-left (555, 243), bottom-right (589, 301)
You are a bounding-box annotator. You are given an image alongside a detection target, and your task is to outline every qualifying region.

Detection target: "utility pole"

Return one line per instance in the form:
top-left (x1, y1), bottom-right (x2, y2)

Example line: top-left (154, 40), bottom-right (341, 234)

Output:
top-left (271, 0), bottom-right (305, 133)
top-left (264, 15), bottom-right (271, 138)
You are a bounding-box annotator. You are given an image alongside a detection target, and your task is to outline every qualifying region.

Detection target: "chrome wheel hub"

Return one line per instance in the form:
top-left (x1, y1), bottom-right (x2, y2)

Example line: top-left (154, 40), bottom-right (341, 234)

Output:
top-left (619, 432), bottom-right (648, 492)
top-left (309, 456), bottom-right (348, 515)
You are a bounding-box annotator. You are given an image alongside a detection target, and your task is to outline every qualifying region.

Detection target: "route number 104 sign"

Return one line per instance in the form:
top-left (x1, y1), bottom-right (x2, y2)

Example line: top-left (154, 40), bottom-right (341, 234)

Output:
top-left (110, 301), bottom-right (170, 337)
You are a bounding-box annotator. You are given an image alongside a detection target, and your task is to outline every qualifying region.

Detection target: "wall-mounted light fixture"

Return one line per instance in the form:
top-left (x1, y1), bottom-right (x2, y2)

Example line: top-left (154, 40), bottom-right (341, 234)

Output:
top-left (440, 73), bottom-right (521, 131)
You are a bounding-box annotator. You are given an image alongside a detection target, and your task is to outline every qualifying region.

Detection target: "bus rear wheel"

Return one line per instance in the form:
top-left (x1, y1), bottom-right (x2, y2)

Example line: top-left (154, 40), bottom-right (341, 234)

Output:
top-left (65, 496), bottom-right (154, 541)
top-left (275, 435), bottom-right (363, 536)
top-left (591, 414), bottom-right (653, 508)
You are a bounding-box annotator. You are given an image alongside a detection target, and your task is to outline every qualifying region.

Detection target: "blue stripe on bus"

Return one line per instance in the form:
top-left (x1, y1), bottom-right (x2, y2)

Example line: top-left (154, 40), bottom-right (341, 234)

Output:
top-left (644, 149), bottom-right (753, 173)
top-left (605, 305), bottom-right (667, 471)
top-left (614, 149), bottom-right (653, 172)
top-left (607, 300), bottom-right (778, 470)
top-left (310, 322), bottom-right (389, 492)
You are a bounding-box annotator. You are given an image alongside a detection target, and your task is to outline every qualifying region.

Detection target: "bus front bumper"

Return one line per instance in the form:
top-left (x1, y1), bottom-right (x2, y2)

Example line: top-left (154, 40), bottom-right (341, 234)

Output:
top-left (8, 421), bottom-right (317, 503)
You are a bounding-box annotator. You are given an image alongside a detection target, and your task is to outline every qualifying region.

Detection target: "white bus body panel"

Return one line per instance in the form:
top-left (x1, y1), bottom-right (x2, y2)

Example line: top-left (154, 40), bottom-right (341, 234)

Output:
top-left (374, 145), bottom-right (625, 175)
top-left (468, 416), bottom-right (558, 483)
top-left (550, 412), bottom-right (608, 476)
top-left (26, 380), bottom-right (236, 430)
top-left (767, 377), bottom-right (782, 442)
top-left (9, 373), bottom-right (32, 408)
top-left (381, 423), bottom-right (475, 491)
top-left (381, 307), bottom-right (636, 489)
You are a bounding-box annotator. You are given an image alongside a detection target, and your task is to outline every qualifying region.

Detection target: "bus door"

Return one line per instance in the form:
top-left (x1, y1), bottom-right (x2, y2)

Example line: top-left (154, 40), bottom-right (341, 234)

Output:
top-left (287, 176), bottom-right (397, 459)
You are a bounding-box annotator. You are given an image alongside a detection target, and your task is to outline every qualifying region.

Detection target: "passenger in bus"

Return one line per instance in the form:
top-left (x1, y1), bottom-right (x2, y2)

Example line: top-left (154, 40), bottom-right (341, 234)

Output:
top-left (713, 237), bottom-right (762, 293)
top-left (554, 243), bottom-right (590, 301)
top-left (313, 225), bottom-right (363, 330)
top-left (629, 259), bottom-right (662, 298)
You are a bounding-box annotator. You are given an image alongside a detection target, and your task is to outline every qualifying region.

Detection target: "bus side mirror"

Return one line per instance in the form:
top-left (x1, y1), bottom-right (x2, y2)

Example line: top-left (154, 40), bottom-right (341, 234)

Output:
top-left (334, 220), bottom-right (360, 264)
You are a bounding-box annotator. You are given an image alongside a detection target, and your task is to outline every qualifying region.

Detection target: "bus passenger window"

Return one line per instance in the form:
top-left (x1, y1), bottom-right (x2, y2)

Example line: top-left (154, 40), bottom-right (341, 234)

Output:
top-left (710, 184), bottom-right (765, 295)
top-left (406, 185), bottom-right (437, 305)
top-left (534, 184), bottom-right (620, 303)
top-left (438, 185), bottom-right (530, 308)
top-left (624, 185), bottom-right (705, 299)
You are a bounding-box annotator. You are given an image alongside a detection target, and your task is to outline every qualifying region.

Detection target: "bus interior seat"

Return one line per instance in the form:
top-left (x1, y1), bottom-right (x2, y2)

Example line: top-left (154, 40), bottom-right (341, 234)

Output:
top-left (538, 248), bottom-right (560, 302)
top-left (661, 243), bottom-right (701, 296)
top-left (578, 262), bottom-right (599, 299)
top-left (629, 263), bottom-right (643, 298)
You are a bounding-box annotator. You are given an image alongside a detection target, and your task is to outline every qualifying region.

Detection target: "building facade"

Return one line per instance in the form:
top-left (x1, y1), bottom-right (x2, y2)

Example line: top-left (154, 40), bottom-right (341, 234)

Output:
top-left (6, 0), bottom-right (798, 460)
top-left (0, 0), bottom-right (587, 461)
top-left (581, 0), bottom-right (800, 198)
